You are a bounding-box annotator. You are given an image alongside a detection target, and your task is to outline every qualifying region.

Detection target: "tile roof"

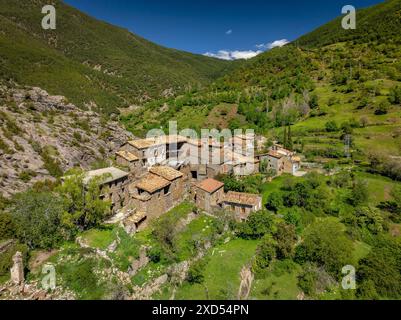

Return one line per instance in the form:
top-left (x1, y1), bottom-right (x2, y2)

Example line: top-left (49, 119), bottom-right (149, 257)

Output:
top-left (136, 173), bottom-right (171, 193)
top-left (224, 191), bottom-right (262, 206)
top-left (116, 150), bottom-right (139, 162)
top-left (196, 178), bottom-right (224, 194)
top-left (149, 166), bottom-right (183, 181)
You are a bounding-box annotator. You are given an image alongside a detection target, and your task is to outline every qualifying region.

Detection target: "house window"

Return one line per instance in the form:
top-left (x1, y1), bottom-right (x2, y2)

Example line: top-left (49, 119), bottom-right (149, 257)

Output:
top-left (164, 185), bottom-right (170, 195)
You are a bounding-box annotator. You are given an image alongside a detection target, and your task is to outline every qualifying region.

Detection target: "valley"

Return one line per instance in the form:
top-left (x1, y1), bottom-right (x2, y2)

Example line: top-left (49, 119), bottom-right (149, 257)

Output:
top-left (1, 0), bottom-right (401, 302)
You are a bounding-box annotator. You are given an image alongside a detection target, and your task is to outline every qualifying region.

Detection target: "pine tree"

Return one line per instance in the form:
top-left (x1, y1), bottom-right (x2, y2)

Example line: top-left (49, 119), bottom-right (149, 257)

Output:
top-left (283, 126), bottom-right (288, 148)
top-left (287, 125), bottom-right (293, 150)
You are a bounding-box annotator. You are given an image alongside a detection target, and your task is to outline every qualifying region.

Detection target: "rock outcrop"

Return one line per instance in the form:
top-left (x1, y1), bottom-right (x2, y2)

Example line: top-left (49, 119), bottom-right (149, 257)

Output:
top-left (0, 84), bottom-right (133, 196)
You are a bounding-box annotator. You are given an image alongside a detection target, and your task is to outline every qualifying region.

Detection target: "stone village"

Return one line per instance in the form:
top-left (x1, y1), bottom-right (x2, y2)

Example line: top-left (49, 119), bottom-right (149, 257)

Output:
top-left (80, 132), bottom-right (303, 234)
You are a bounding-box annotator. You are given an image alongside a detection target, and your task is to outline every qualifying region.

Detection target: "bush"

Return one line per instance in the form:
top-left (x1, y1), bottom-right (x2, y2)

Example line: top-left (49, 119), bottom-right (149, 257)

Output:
top-left (237, 210), bottom-right (276, 240)
top-left (0, 212), bottom-right (15, 240)
top-left (187, 260), bottom-right (206, 284)
top-left (357, 236), bottom-right (401, 299)
top-left (274, 223), bottom-right (297, 259)
top-left (253, 235), bottom-right (277, 277)
top-left (325, 121), bottom-right (339, 132)
top-left (295, 220), bottom-right (353, 277)
top-left (374, 101), bottom-right (389, 115)
top-left (388, 86), bottom-right (401, 105)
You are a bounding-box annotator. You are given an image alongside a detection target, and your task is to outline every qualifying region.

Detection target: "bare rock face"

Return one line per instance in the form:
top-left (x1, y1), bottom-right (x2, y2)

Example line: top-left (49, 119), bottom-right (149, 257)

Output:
top-left (0, 84), bottom-right (133, 197)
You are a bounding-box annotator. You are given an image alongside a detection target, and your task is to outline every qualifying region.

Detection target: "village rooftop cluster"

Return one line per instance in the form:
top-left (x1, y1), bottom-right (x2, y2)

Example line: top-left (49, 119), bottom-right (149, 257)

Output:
top-left (76, 133), bottom-right (302, 233)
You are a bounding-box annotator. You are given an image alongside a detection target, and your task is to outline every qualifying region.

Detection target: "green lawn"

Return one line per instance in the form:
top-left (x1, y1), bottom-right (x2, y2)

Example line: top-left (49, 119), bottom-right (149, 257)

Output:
top-left (80, 227), bottom-right (115, 250)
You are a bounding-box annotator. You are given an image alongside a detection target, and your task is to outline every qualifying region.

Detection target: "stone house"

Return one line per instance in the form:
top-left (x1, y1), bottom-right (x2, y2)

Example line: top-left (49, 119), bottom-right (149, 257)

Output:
top-left (257, 150), bottom-right (285, 176)
top-left (222, 191), bottom-right (262, 222)
top-left (82, 167), bottom-right (130, 212)
top-left (129, 166), bottom-right (186, 221)
top-left (224, 149), bottom-right (260, 177)
top-left (284, 156), bottom-right (301, 175)
top-left (115, 150), bottom-right (143, 175)
top-left (193, 178), bottom-right (225, 212)
top-left (121, 135), bottom-right (188, 168)
top-left (149, 166), bottom-right (187, 204)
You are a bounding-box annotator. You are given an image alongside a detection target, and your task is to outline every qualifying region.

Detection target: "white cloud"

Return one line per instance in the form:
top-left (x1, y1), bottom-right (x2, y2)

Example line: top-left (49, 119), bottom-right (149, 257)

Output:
top-left (226, 29), bottom-right (233, 35)
top-left (256, 39), bottom-right (290, 50)
top-left (204, 39), bottom-right (290, 61)
top-left (204, 50), bottom-right (263, 61)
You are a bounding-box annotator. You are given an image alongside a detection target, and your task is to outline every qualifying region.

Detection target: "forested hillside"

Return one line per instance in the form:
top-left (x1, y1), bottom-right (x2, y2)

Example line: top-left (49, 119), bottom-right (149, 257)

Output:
top-left (0, 0), bottom-right (233, 115)
top-left (125, 0), bottom-right (401, 171)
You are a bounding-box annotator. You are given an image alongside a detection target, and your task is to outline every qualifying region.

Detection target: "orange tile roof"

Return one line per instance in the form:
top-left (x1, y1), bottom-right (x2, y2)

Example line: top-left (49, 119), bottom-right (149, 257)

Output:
top-left (224, 191), bottom-right (261, 206)
top-left (116, 150), bottom-right (139, 162)
top-left (149, 166), bottom-right (183, 181)
top-left (136, 173), bottom-right (170, 193)
top-left (196, 178), bottom-right (224, 194)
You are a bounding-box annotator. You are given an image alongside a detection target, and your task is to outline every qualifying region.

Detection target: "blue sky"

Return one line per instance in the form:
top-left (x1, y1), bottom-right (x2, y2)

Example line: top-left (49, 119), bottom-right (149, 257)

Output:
top-left (64, 0), bottom-right (382, 59)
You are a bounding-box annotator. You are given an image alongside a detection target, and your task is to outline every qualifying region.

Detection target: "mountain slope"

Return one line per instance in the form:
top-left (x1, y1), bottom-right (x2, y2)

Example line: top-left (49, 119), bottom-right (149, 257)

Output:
top-left (124, 0), bottom-right (401, 166)
top-left (0, 0), bottom-right (233, 114)
top-left (0, 82), bottom-right (133, 197)
top-left (297, 0), bottom-right (401, 47)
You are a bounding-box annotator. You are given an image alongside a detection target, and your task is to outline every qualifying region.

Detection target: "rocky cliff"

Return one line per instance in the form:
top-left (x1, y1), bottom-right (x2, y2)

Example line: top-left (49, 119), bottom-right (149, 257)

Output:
top-left (0, 83), bottom-right (133, 197)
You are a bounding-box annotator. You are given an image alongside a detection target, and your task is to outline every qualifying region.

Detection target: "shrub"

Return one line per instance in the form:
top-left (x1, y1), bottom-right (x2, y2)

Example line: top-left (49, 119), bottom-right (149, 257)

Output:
top-left (237, 210), bottom-right (276, 240)
top-left (295, 220), bottom-right (353, 277)
top-left (374, 101), bottom-right (389, 115)
top-left (0, 212), bottom-right (15, 240)
top-left (388, 86), bottom-right (401, 105)
top-left (325, 121), bottom-right (339, 132)
top-left (187, 260), bottom-right (206, 284)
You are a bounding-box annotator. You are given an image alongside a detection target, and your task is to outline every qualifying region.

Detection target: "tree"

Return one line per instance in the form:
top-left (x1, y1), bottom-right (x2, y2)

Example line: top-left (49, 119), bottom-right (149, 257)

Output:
top-left (388, 86), bottom-right (401, 105)
top-left (274, 223), bottom-right (297, 259)
top-left (237, 210), bottom-right (276, 240)
top-left (11, 191), bottom-right (65, 249)
top-left (282, 207), bottom-right (303, 232)
top-left (282, 126), bottom-right (288, 149)
top-left (253, 235), bottom-right (277, 276)
top-left (287, 125), bottom-right (293, 150)
top-left (374, 101), bottom-right (389, 115)
top-left (295, 220), bottom-right (353, 277)
top-left (325, 121), bottom-right (338, 132)
top-left (310, 94), bottom-right (319, 109)
top-left (187, 260), bottom-right (206, 284)
top-left (57, 169), bottom-right (111, 235)
top-left (265, 192), bottom-right (284, 213)
top-left (349, 179), bottom-right (369, 206)
top-left (0, 212), bottom-right (15, 240)
top-left (358, 236), bottom-right (401, 299)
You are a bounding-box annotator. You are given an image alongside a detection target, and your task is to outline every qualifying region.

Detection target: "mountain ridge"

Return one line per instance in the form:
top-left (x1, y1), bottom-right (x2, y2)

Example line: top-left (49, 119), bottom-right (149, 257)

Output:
top-left (0, 0), bottom-right (234, 114)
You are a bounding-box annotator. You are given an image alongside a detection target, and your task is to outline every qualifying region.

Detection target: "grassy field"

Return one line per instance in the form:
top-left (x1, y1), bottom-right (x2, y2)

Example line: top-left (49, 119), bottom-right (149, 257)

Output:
top-left (250, 261), bottom-right (302, 300)
top-left (156, 239), bottom-right (259, 300)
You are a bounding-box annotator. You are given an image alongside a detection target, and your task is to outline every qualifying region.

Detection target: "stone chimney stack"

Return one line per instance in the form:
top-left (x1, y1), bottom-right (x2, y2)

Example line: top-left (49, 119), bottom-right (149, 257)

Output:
top-left (10, 251), bottom-right (24, 285)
